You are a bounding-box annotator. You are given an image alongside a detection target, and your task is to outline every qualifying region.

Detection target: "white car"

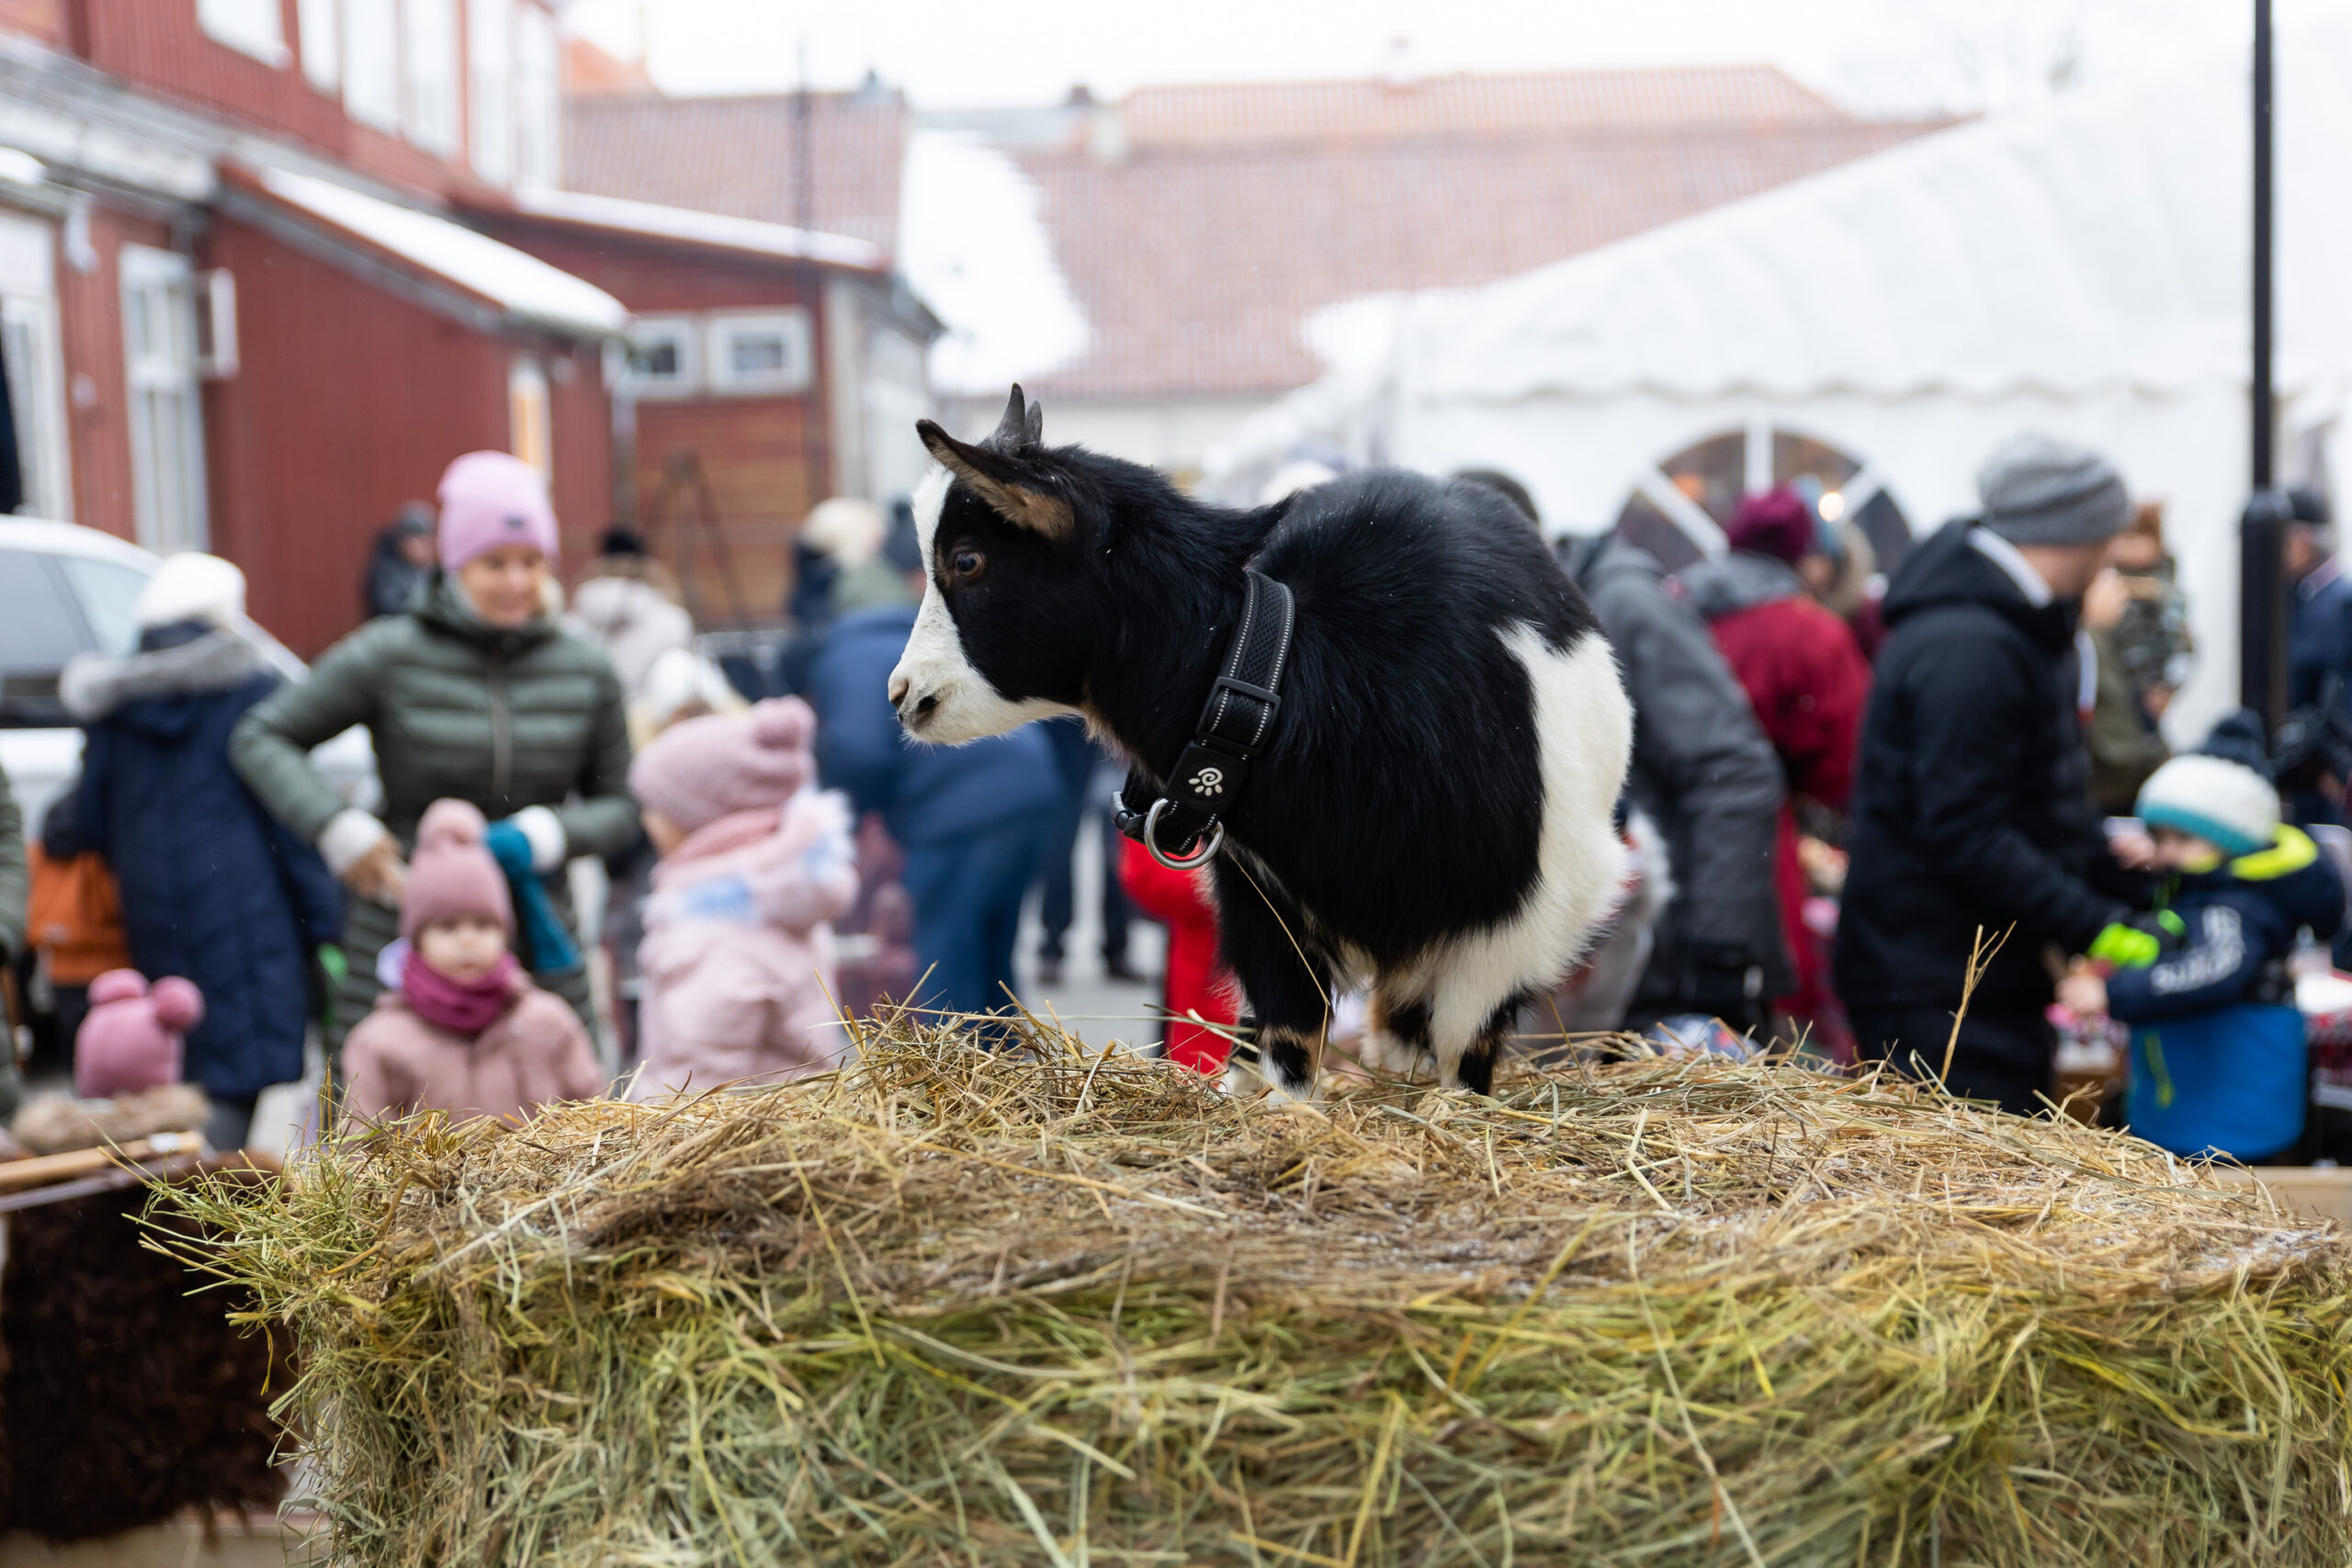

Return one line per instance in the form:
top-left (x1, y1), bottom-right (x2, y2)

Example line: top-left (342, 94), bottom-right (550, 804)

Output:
top-left (0, 517), bottom-right (377, 836)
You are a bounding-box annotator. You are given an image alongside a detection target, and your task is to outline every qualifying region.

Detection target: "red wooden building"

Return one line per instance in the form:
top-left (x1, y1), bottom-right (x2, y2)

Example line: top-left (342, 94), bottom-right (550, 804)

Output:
top-left (470, 190), bottom-right (937, 623)
top-left (0, 0), bottom-right (621, 655)
top-left (500, 83), bottom-right (938, 625)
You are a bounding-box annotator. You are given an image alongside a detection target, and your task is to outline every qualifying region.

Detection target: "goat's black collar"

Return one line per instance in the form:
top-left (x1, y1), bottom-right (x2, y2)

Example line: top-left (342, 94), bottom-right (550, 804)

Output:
top-left (1114, 567), bottom-right (1295, 868)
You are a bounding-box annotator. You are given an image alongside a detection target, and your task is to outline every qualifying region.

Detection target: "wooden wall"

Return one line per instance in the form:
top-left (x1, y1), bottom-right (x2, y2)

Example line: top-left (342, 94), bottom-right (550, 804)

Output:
top-left (0, 0), bottom-right (69, 50)
top-left (62, 0), bottom-right (545, 204)
top-left (198, 214), bottom-right (609, 656)
top-left (79, 0), bottom-right (343, 151)
top-left (480, 219), bottom-right (835, 625)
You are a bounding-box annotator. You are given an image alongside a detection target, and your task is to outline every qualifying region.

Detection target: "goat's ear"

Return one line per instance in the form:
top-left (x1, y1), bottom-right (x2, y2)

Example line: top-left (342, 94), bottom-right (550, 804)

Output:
top-left (916, 415), bottom-right (1073, 540)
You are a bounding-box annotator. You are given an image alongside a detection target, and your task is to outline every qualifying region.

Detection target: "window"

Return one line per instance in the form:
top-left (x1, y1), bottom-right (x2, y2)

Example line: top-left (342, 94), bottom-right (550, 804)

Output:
top-left (119, 246), bottom-right (210, 554)
top-left (707, 310), bottom-right (813, 396)
top-left (0, 552), bottom-right (87, 728)
top-left (198, 0), bottom-right (289, 65)
top-left (622, 317), bottom-right (698, 399)
top-left (402, 0), bottom-right (459, 155)
top-left (0, 212), bottom-right (71, 520)
top-left (1611, 424), bottom-right (1913, 574)
top-left (468, 0), bottom-right (513, 185)
top-left (513, 3), bottom-right (559, 188)
top-left (297, 0), bottom-right (340, 89)
top-left (509, 356), bottom-right (549, 479)
top-left (345, 0), bottom-right (401, 132)
top-left (55, 556), bottom-right (153, 658)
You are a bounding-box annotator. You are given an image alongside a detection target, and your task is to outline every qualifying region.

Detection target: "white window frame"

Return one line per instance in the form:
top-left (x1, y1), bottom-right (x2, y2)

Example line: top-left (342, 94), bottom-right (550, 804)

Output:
top-left (622, 316), bottom-right (699, 400)
top-left (467, 0), bottom-right (514, 186)
top-left (512, 2), bottom-right (559, 189)
top-left (297, 0), bottom-right (341, 90)
top-left (344, 0), bottom-right (401, 132)
top-left (706, 310), bottom-right (813, 397)
top-left (509, 356), bottom-right (550, 480)
top-left (198, 0), bottom-right (291, 66)
top-left (0, 213), bottom-right (72, 521)
top-left (119, 245), bottom-right (209, 554)
top-left (401, 0), bottom-right (459, 155)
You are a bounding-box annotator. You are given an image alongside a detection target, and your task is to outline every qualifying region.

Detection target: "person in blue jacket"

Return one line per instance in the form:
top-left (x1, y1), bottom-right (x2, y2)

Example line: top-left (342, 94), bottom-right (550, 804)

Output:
top-left (62, 555), bottom-right (342, 1149)
top-left (808, 558), bottom-right (1060, 1020)
top-left (2061, 712), bottom-right (2346, 1163)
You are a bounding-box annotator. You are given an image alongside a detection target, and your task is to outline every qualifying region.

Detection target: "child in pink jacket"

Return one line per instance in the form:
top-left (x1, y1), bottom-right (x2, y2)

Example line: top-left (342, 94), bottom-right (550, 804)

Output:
top-left (342, 800), bottom-right (607, 1124)
top-left (627, 698), bottom-right (859, 1100)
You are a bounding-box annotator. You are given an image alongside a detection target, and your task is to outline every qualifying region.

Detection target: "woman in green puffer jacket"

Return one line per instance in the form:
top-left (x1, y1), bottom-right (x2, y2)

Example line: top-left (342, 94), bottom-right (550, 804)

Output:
top-left (232, 452), bottom-right (634, 1044)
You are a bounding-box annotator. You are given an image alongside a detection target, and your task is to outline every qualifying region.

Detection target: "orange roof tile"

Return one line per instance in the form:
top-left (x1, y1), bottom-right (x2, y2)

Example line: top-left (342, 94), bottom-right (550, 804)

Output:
top-left (1024, 69), bottom-right (1952, 399)
top-left (1119, 64), bottom-right (1851, 149)
top-left (565, 90), bottom-right (907, 256)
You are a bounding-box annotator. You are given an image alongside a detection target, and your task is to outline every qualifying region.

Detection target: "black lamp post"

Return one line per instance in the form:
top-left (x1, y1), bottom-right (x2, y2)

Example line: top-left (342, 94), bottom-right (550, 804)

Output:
top-left (2240, 0), bottom-right (2290, 728)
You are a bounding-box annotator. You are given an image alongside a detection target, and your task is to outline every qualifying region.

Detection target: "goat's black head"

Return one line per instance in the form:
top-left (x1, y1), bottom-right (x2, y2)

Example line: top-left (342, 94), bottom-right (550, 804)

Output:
top-left (888, 385), bottom-right (1107, 741)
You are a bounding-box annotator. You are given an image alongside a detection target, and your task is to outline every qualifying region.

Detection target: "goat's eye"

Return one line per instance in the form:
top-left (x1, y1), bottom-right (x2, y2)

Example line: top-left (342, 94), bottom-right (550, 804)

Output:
top-left (949, 547), bottom-right (985, 581)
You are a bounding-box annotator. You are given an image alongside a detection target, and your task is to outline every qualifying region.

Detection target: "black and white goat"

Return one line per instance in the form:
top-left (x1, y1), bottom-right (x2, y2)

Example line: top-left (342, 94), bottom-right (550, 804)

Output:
top-left (888, 389), bottom-right (1633, 1097)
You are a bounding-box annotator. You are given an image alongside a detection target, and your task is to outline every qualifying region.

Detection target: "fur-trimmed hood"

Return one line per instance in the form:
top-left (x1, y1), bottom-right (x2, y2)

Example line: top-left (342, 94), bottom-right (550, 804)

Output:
top-left (62, 630), bottom-right (271, 724)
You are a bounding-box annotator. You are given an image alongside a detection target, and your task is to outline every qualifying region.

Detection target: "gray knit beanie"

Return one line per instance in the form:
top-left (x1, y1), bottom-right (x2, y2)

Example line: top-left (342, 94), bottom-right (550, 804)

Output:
top-left (1976, 433), bottom-right (2131, 546)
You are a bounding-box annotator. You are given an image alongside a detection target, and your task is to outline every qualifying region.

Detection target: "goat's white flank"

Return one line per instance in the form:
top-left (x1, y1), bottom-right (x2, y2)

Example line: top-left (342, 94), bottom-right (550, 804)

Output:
top-left (1358, 624), bottom-right (1634, 1087)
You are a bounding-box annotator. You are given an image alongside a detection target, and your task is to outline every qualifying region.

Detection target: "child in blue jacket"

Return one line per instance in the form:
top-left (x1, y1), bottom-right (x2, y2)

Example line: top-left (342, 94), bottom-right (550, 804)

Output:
top-left (2062, 717), bottom-right (2344, 1162)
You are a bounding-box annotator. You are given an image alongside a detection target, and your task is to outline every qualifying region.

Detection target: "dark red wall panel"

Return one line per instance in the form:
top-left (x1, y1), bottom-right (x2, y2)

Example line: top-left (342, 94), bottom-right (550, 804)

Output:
top-left (198, 215), bottom-right (612, 657)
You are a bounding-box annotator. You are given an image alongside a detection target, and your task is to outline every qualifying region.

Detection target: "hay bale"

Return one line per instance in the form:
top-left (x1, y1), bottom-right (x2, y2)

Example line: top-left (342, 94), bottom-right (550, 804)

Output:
top-left (164, 1013), bottom-right (2352, 1566)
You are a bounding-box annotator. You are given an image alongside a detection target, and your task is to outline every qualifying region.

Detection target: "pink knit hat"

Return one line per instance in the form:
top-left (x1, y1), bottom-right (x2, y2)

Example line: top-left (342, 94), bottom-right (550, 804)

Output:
top-left (630, 698), bottom-right (817, 835)
top-left (74, 970), bottom-right (203, 1100)
top-left (401, 800), bottom-right (514, 942)
top-left (436, 451), bottom-right (560, 572)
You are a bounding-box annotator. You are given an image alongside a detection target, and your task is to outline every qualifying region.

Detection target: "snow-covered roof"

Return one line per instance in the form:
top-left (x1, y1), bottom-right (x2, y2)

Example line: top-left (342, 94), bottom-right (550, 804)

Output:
top-left (899, 130), bottom-right (1088, 398)
top-left (257, 168), bottom-right (628, 338)
top-left (509, 186), bottom-right (885, 272)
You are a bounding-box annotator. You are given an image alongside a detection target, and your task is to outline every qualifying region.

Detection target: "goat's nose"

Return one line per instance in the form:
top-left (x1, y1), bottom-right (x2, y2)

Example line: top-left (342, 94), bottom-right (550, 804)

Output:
top-left (887, 672), bottom-right (911, 707)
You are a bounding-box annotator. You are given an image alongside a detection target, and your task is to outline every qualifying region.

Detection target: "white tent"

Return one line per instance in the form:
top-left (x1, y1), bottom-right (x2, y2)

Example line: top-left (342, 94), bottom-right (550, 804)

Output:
top-left (1205, 14), bottom-right (2352, 739)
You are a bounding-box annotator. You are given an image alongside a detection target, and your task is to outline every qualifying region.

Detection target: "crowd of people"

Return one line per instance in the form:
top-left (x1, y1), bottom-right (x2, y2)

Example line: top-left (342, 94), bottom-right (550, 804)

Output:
top-left (0, 428), bottom-right (2344, 1172)
top-left (1476, 432), bottom-right (2347, 1166)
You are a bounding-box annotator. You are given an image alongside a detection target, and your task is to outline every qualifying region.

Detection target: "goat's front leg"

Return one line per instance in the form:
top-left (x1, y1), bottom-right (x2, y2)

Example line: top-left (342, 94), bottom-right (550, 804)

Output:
top-left (1212, 859), bottom-right (1331, 1100)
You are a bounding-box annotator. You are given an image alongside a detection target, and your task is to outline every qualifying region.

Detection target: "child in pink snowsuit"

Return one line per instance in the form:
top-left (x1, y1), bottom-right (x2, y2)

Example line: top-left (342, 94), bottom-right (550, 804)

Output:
top-left (342, 800), bottom-right (606, 1125)
top-left (627, 698), bottom-right (858, 1100)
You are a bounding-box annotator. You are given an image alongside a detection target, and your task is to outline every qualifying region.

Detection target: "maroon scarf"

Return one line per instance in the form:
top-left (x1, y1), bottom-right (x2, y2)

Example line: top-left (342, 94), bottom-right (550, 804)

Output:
top-left (401, 949), bottom-right (520, 1035)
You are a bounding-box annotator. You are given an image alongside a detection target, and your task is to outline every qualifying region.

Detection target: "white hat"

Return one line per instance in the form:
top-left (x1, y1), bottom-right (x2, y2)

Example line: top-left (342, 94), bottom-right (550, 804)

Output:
top-left (800, 497), bottom-right (887, 567)
top-left (638, 646), bottom-right (741, 731)
top-left (132, 552), bottom-right (246, 630)
top-left (2135, 754), bottom-right (2279, 858)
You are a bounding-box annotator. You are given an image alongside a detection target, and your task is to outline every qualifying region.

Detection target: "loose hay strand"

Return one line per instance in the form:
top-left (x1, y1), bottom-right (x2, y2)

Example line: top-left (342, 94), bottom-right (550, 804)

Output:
top-left (156, 1007), bottom-right (2352, 1567)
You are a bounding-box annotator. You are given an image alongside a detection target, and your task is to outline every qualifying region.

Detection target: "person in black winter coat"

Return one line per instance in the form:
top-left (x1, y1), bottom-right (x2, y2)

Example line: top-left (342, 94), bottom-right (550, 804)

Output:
top-left (363, 503), bottom-right (436, 619)
top-left (62, 556), bottom-right (342, 1146)
top-left (1837, 434), bottom-right (2152, 1114)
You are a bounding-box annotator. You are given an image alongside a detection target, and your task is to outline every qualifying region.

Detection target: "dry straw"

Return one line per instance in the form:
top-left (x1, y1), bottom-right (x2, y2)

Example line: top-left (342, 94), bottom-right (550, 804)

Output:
top-left (157, 1007), bottom-right (2352, 1566)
